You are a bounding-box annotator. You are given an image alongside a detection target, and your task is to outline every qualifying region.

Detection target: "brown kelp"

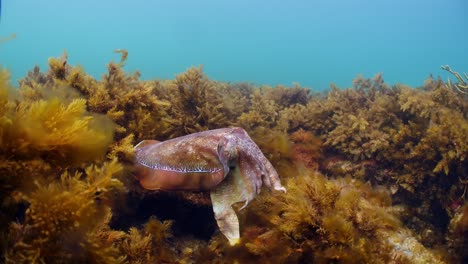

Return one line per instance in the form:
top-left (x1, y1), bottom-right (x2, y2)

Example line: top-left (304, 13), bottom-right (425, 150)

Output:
top-left (1, 52), bottom-right (467, 263)
top-left (0, 66), bottom-right (123, 263)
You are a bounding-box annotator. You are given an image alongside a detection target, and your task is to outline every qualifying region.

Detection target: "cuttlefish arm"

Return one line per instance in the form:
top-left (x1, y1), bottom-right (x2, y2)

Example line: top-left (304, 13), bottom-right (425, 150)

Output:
top-left (134, 127), bottom-right (285, 245)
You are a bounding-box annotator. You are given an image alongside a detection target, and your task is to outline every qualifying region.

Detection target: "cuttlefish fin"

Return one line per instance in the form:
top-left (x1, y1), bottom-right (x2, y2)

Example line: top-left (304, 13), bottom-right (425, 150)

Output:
top-left (135, 139), bottom-right (160, 150)
top-left (210, 166), bottom-right (251, 246)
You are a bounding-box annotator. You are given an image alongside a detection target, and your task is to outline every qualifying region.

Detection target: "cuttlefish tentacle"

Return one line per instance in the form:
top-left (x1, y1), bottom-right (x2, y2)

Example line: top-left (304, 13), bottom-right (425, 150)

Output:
top-left (231, 128), bottom-right (286, 192)
top-left (134, 127), bottom-right (286, 245)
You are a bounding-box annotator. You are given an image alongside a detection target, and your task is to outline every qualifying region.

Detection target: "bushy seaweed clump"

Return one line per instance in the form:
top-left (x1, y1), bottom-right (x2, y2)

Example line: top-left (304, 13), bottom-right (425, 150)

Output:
top-left (0, 64), bottom-right (176, 263)
top-left (1, 53), bottom-right (467, 263)
top-left (188, 169), bottom-right (446, 263)
top-left (305, 75), bottom-right (467, 256)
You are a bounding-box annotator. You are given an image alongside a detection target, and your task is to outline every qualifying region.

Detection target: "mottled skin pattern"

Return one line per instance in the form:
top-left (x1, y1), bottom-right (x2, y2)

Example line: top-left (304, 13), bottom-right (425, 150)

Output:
top-left (134, 127), bottom-right (286, 245)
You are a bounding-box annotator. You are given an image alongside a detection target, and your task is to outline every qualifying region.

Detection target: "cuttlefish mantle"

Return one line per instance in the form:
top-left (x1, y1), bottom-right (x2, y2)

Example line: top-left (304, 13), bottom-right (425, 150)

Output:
top-left (134, 127), bottom-right (286, 245)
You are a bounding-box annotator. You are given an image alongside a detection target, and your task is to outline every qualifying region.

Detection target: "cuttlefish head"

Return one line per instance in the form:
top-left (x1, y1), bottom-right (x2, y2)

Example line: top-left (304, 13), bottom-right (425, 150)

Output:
top-left (216, 134), bottom-right (240, 173)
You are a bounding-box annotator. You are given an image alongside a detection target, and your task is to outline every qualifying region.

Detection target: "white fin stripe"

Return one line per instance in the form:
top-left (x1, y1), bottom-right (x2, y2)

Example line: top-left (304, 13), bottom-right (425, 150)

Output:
top-left (138, 159), bottom-right (221, 173)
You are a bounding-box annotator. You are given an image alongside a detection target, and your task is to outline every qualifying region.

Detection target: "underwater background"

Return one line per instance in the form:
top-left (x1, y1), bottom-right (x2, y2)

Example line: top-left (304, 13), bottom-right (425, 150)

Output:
top-left (1, 0), bottom-right (468, 89)
top-left (1, 0), bottom-right (468, 264)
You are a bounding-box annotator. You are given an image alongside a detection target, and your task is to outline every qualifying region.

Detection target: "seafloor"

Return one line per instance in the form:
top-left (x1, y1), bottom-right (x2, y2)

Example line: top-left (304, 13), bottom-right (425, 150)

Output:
top-left (1, 51), bottom-right (467, 264)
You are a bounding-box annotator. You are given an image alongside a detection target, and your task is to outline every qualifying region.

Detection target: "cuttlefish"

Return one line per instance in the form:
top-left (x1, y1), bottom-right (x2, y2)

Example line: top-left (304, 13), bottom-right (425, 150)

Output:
top-left (134, 127), bottom-right (286, 245)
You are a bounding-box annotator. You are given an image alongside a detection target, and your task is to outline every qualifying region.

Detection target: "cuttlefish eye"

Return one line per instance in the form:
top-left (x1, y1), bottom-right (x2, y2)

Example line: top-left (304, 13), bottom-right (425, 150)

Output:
top-left (217, 135), bottom-right (239, 168)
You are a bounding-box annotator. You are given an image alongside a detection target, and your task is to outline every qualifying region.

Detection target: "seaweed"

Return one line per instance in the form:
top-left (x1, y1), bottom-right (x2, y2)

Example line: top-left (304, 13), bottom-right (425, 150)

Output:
top-left (270, 171), bottom-right (399, 263)
top-left (0, 33), bottom-right (17, 46)
top-left (0, 66), bottom-right (122, 263)
top-left (447, 202), bottom-right (468, 263)
top-left (4, 160), bottom-right (124, 264)
top-left (14, 98), bottom-right (113, 162)
top-left (1, 54), bottom-right (467, 263)
top-left (236, 84), bottom-right (311, 133)
top-left (117, 217), bottom-right (175, 263)
top-left (27, 51), bottom-right (172, 142)
top-left (441, 65), bottom-right (468, 94)
top-left (154, 66), bottom-right (245, 137)
top-left (190, 169), bottom-right (444, 263)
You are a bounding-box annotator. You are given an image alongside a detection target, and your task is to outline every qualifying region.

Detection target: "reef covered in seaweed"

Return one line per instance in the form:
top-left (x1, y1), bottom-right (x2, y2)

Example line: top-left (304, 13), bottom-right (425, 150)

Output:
top-left (1, 52), bottom-right (467, 263)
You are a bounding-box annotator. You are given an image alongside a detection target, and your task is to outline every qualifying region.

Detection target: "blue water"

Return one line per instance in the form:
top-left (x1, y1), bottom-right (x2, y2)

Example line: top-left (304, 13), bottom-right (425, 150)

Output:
top-left (0, 0), bottom-right (467, 90)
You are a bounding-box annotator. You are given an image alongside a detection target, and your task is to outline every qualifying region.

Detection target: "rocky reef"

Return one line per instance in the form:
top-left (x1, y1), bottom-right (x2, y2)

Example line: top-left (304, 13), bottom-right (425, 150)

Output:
top-left (0, 52), bottom-right (466, 263)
